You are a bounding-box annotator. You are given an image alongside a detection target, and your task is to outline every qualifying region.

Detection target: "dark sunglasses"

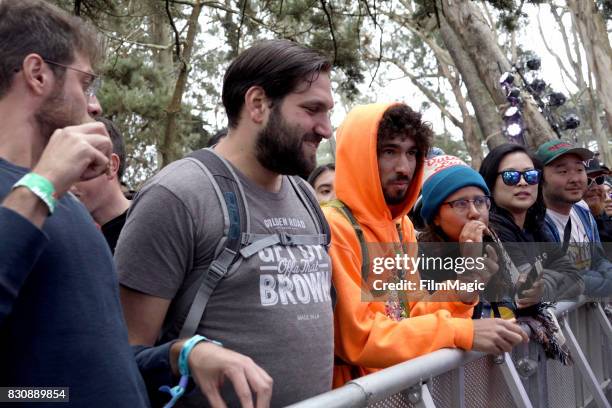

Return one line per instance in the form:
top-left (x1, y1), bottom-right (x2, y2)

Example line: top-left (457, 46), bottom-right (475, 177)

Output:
top-left (498, 169), bottom-right (541, 186)
top-left (587, 175), bottom-right (605, 187)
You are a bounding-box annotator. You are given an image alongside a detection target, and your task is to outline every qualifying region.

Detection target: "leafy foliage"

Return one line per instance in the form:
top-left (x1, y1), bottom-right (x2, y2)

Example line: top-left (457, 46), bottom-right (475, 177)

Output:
top-left (45, 0), bottom-right (609, 186)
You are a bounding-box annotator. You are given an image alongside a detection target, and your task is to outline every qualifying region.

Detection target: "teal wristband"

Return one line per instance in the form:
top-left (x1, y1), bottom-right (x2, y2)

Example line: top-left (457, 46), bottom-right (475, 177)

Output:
top-left (12, 172), bottom-right (57, 214)
top-left (178, 335), bottom-right (223, 377)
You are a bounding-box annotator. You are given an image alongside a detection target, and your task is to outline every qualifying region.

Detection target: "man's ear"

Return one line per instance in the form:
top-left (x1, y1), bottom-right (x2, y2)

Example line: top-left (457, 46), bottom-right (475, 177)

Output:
top-left (21, 54), bottom-right (51, 97)
top-left (108, 153), bottom-right (120, 180)
top-left (244, 86), bottom-right (269, 125)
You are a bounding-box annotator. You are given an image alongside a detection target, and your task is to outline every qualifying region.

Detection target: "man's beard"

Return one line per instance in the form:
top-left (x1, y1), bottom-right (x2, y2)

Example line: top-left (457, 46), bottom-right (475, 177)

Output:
top-left (585, 190), bottom-right (606, 216)
top-left (255, 106), bottom-right (321, 178)
top-left (34, 81), bottom-right (81, 141)
top-left (383, 175), bottom-right (411, 205)
top-left (588, 200), bottom-right (605, 216)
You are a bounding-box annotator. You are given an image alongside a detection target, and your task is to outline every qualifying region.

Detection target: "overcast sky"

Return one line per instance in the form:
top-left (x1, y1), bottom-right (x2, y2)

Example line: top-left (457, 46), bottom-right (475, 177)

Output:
top-left (360, 3), bottom-right (583, 135)
top-left (192, 1), bottom-right (602, 159)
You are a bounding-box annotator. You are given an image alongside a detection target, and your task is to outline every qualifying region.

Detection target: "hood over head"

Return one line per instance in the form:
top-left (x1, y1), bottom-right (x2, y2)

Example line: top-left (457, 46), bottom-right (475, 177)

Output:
top-left (334, 102), bottom-right (424, 227)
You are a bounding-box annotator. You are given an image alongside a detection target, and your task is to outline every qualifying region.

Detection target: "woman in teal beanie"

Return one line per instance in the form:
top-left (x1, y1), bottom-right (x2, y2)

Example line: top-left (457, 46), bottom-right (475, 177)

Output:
top-left (419, 153), bottom-right (572, 364)
top-left (418, 155), bottom-right (501, 303)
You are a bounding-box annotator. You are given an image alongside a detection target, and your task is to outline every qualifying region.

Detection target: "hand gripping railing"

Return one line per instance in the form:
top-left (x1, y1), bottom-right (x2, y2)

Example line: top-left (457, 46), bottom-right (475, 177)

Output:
top-left (289, 299), bottom-right (612, 408)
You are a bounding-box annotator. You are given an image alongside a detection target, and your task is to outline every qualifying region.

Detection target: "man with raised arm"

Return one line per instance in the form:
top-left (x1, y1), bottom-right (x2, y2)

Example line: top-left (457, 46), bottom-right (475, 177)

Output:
top-left (0, 1), bottom-right (148, 406)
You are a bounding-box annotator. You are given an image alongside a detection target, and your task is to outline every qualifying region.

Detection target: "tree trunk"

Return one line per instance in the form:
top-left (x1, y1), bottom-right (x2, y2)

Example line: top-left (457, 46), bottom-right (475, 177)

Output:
top-left (439, 0), bottom-right (557, 151)
top-left (566, 0), bottom-right (612, 165)
top-left (586, 89), bottom-right (608, 161)
top-left (386, 9), bottom-right (485, 165)
top-left (148, 1), bottom-right (173, 69)
top-left (223, 0), bottom-right (241, 59)
top-left (461, 116), bottom-right (483, 169)
top-left (437, 5), bottom-right (506, 150)
top-left (160, 1), bottom-right (203, 167)
top-left (438, 60), bottom-right (484, 168)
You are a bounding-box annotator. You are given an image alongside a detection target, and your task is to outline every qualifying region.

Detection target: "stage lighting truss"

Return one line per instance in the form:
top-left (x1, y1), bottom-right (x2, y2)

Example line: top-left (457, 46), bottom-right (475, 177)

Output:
top-left (562, 113), bottom-right (580, 130)
top-left (548, 92), bottom-right (567, 108)
top-left (502, 105), bottom-right (526, 144)
top-left (497, 51), bottom-right (580, 142)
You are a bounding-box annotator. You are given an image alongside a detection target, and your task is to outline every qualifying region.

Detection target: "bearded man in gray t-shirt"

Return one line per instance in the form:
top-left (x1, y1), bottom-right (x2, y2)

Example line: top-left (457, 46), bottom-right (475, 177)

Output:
top-left (116, 39), bottom-right (335, 407)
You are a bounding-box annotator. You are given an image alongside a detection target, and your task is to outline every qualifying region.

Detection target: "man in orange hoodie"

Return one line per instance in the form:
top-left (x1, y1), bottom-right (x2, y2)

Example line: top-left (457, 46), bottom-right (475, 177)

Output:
top-left (324, 102), bottom-right (529, 387)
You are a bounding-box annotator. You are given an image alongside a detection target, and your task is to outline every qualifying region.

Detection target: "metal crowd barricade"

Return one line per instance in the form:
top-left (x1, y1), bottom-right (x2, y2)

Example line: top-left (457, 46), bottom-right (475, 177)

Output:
top-left (289, 300), bottom-right (612, 408)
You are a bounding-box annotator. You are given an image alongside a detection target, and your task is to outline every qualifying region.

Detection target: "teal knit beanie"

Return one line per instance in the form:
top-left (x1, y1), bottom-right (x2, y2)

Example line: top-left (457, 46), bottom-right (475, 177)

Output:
top-left (420, 156), bottom-right (490, 224)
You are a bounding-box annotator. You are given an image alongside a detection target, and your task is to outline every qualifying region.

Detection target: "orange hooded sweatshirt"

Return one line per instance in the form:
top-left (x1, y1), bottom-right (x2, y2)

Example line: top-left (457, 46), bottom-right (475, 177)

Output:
top-left (324, 103), bottom-right (475, 388)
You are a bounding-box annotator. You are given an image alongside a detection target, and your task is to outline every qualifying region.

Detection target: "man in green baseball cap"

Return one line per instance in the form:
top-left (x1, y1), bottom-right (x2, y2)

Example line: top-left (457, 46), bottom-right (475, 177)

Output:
top-left (536, 140), bottom-right (593, 214)
top-left (537, 140), bottom-right (612, 298)
top-left (535, 139), bottom-right (593, 166)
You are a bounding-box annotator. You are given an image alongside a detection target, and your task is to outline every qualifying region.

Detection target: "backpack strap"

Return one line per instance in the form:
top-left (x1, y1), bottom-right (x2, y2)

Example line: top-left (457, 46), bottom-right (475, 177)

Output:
top-left (178, 148), bottom-right (249, 339)
top-left (240, 233), bottom-right (328, 258)
top-left (325, 199), bottom-right (369, 283)
top-left (238, 177), bottom-right (331, 258)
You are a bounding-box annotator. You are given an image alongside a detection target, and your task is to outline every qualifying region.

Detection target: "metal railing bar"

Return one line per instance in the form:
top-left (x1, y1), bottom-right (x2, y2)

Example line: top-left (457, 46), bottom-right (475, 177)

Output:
top-left (285, 382), bottom-right (368, 408)
top-left (555, 299), bottom-right (587, 315)
top-left (498, 352), bottom-right (533, 408)
top-left (561, 315), bottom-right (611, 408)
top-left (584, 383), bottom-right (612, 408)
top-left (417, 384), bottom-right (436, 408)
top-left (288, 349), bottom-right (485, 407)
top-left (290, 300), bottom-right (598, 408)
top-left (594, 304), bottom-right (612, 340)
top-left (451, 366), bottom-right (465, 408)
top-left (352, 350), bottom-right (485, 404)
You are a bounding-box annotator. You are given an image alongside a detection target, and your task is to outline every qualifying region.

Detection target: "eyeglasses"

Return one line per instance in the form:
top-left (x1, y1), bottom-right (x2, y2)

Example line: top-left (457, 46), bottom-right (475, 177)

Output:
top-left (442, 196), bottom-right (491, 214)
top-left (498, 169), bottom-right (541, 186)
top-left (587, 175), bottom-right (605, 188)
top-left (43, 59), bottom-right (102, 98)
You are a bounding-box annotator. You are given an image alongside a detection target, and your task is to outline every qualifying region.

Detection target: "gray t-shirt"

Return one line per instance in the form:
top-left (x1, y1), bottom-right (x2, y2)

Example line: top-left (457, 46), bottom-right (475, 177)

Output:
top-left (116, 157), bottom-right (333, 406)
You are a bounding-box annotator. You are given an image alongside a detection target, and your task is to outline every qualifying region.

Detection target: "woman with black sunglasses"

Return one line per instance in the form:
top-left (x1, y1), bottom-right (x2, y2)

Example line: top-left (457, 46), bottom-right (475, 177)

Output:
top-left (478, 144), bottom-right (585, 364)
top-left (479, 144), bottom-right (583, 307)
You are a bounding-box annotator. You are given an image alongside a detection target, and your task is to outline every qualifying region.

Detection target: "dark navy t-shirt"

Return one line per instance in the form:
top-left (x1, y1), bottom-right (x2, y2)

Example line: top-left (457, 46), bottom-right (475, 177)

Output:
top-left (0, 158), bottom-right (149, 407)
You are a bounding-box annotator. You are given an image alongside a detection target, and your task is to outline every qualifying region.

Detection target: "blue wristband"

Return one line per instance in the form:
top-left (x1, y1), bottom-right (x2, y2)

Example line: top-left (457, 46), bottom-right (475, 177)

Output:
top-left (160, 335), bottom-right (222, 408)
top-left (159, 375), bottom-right (189, 408)
top-left (178, 335), bottom-right (223, 377)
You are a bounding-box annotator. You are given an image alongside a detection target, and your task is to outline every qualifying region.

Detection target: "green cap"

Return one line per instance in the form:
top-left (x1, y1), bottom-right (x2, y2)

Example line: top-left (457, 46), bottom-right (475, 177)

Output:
top-left (535, 140), bottom-right (593, 166)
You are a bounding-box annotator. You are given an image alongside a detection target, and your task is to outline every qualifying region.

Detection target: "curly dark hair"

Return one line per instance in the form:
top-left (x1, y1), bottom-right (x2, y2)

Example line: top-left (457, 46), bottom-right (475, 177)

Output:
top-left (376, 104), bottom-right (432, 165)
